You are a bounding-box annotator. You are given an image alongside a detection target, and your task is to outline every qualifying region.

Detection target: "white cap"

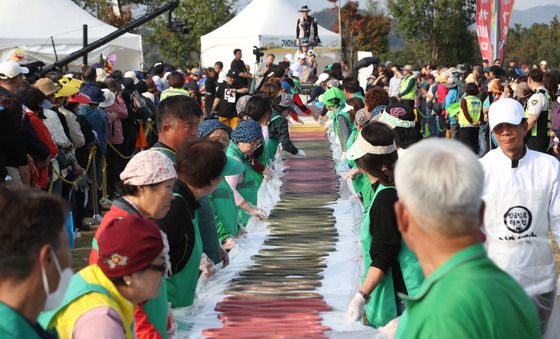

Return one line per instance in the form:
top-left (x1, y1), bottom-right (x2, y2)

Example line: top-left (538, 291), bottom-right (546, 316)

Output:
top-left (297, 53), bottom-right (306, 60)
top-left (403, 65), bottom-right (413, 72)
top-left (341, 103), bottom-right (354, 113)
top-left (540, 60), bottom-right (548, 65)
top-left (99, 88), bottom-right (116, 108)
top-left (488, 98), bottom-right (525, 131)
top-left (0, 60), bottom-right (29, 79)
top-left (284, 53), bottom-right (294, 63)
top-left (124, 70), bottom-right (139, 84)
top-left (315, 73), bottom-right (329, 85)
top-left (346, 132), bottom-right (397, 160)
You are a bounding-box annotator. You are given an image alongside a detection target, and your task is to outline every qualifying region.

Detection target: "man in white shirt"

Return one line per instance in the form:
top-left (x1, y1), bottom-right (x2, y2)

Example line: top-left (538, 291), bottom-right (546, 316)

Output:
top-left (480, 98), bottom-right (560, 335)
top-left (388, 66), bottom-right (402, 103)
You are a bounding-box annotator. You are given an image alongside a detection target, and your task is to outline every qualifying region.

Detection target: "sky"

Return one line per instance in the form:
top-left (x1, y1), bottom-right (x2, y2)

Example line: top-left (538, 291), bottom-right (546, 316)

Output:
top-left (252, 0), bottom-right (560, 12)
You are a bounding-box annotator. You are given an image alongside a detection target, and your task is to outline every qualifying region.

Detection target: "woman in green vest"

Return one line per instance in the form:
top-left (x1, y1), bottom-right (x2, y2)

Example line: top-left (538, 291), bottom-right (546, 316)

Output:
top-left (241, 94), bottom-right (273, 187)
top-left (0, 187), bottom-right (71, 339)
top-left (345, 122), bottom-right (424, 328)
top-left (157, 139), bottom-right (241, 308)
top-left (225, 119), bottom-right (267, 226)
top-left (40, 215), bottom-right (167, 339)
top-left (268, 93), bottom-right (306, 159)
top-left (322, 87), bottom-right (356, 154)
top-left (198, 119), bottom-right (245, 249)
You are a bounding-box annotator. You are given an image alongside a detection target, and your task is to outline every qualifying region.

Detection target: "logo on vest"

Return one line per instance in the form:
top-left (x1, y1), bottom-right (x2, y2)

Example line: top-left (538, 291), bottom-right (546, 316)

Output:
top-left (503, 206), bottom-right (532, 234)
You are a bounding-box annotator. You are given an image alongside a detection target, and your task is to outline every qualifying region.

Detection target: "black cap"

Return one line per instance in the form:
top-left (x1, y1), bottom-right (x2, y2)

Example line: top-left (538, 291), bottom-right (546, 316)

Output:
top-left (226, 70), bottom-right (238, 78)
top-left (299, 5), bottom-right (311, 12)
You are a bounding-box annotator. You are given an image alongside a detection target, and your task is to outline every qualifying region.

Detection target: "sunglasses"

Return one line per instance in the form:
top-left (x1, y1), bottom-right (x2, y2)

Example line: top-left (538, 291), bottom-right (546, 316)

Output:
top-left (147, 263), bottom-right (167, 274)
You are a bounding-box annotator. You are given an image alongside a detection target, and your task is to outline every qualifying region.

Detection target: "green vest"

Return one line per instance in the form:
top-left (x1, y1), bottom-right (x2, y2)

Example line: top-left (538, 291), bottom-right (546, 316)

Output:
top-left (399, 75), bottom-right (416, 100)
top-left (345, 128), bottom-right (371, 206)
top-left (0, 303), bottom-right (52, 339)
top-left (361, 184), bottom-right (424, 328)
top-left (209, 178), bottom-right (240, 242)
top-left (334, 108), bottom-right (356, 148)
top-left (458, 96), bottom-right (482, 126)
top-left (166, 192), bottom-right (202, 308)
top-left (227, 142), bottom-right (259, 226)
top-left (524, 89), bottom-right (552, 137)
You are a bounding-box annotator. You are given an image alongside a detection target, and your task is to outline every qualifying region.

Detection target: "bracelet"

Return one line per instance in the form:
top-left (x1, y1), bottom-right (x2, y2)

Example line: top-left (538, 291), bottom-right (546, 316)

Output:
top-left (359, 289), bottom-right (370, 301)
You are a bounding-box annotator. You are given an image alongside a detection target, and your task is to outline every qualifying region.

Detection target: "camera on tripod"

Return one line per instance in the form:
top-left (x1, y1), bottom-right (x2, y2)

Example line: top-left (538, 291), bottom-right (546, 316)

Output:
top-left (253, 46), bottom-right (264, 63)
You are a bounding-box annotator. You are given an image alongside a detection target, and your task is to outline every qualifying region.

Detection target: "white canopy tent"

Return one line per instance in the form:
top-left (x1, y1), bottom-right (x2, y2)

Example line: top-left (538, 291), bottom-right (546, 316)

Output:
top-left (0, 0), bottom-right (143, 72)
top-left (200, 0), bottom-right (340, 70)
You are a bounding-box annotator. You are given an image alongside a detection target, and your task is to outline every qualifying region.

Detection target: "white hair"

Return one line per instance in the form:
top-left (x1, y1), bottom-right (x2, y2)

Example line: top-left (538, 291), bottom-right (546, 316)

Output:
top-left (394, 138), bottom-right (483, 236)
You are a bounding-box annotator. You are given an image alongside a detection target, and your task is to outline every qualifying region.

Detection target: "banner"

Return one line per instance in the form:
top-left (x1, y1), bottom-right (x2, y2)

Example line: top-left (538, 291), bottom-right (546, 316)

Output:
top-left (476, 0), bottom-right (515, 61)
top-left (476, 0), bottom-right (493, 62)
top-left (499, 0), bottom-right (515, 59)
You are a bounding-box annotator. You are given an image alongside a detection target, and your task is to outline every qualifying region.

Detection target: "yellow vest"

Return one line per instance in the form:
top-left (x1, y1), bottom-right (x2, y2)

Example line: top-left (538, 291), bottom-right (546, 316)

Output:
top-left (161, 87), bottom-right (190, 101)
top-left (47, 265), bottom-right (134, 339)
top-left (399, 75), bottom-right (416, 100)
top-left (458, 95), bottom-right (482, 126)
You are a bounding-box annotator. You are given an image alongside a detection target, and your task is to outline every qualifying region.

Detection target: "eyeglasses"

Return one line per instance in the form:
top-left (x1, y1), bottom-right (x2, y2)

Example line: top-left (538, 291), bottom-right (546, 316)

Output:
top-left (250, 142), bottom-right (262, 150)
top-left (147, 263), bottom-right (167, 274)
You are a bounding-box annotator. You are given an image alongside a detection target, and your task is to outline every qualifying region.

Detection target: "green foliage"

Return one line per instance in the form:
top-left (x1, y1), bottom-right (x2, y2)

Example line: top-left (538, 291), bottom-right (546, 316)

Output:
top-left (336, 1), bottom-right (391, 67)
top-left (146, 0), bottom-right (237, 66)
top-left (506, 16), bottom-right (560, 69)
top-left (387, 0), bottom-right (477, 66)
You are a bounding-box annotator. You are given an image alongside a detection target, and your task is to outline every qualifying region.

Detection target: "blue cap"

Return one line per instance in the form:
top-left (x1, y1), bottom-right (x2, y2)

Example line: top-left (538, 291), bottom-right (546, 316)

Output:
top-left (280, 81), bottom-right (291, 92)
top-left (198, 119), bottom-right (231, 138)
top-left (232, 119), bottom-right (262, 143)
top-left (80, 83), bottom-right (105, 104)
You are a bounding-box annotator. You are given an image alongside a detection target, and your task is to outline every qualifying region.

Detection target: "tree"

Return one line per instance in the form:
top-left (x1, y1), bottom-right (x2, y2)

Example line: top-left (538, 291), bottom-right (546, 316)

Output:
top-left (146, 0), bottom-right (237, 66)
top-left (387, 0), bottom-right (476, 66)
top-left (332, 1), bottom-right (391, 68)
top-left (507, 16), bottom-right (560, 69)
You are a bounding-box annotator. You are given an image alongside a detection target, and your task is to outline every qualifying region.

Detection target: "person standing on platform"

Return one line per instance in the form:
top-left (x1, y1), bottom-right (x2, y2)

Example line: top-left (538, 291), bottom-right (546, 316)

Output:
top-left (212, 70), bottom-right (249, 128)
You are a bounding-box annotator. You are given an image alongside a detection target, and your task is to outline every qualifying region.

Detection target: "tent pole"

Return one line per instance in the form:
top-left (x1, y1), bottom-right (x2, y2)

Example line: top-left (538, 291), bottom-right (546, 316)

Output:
top-left (50, 37), bottom-right (59, 63)
top-left (83, 24), bottom-right (88, 65)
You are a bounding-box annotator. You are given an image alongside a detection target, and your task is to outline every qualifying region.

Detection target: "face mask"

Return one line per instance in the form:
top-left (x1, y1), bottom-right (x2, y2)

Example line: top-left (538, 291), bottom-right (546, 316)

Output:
top-left (41, 250), bottom-right (73, 311)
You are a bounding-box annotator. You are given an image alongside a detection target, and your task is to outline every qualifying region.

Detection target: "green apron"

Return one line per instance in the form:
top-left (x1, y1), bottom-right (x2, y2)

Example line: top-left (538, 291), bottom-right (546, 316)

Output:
top-left (227, 142), bottom-right (259, 226)
top-left (166, 192), bottom-right (203, 308)
top-left (2, 303), bottom-right (53, 339)
top-left (266, 115), bottom-right (283, 161)
top-left (255, 137), bottom-right (270, 189)
top-left (209, 179), bottom-right (240, 242)
top-left (361, 184), bottom-right (424, 328)
top-left (198, 196), bottom-right (222, 264)
top-left (345, 128), bottom-right (373, 207)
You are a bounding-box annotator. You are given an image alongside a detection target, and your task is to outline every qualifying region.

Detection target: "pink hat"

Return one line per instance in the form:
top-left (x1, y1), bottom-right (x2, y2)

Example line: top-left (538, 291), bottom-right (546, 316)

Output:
top-left (120, 150), bottom-right (177, 186)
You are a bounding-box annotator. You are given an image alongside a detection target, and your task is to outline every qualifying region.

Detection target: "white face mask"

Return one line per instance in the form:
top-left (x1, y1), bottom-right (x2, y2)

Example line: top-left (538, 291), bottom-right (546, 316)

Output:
top-left (41, 250), bottom-right (73, 311)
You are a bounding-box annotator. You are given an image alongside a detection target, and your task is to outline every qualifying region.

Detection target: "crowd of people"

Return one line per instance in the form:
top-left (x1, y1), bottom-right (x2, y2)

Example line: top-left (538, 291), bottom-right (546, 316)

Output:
top-left (0, 43), bottom-right (559, 339)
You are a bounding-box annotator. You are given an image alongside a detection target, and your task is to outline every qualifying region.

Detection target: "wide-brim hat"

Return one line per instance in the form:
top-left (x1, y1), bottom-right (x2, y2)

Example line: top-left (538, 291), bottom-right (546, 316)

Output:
top-left (346, 132), bottom-right (397, 161)
top-left (299, 5), bottom-right (311, 12)
top-left (99, 88), bottom-right (116, 108)
top-left (34, 78), bottom-right (62, 96)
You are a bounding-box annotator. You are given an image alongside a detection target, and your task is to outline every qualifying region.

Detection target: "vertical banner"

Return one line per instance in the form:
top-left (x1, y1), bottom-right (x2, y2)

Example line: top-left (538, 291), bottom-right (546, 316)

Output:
top-left (498, 0), bottom-right (515, 59)
top-left (476, 0), bottom-right (493, 62)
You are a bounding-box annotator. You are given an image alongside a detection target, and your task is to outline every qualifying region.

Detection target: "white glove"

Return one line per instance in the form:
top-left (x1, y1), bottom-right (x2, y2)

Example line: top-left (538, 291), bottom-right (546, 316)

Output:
top-left (219, 246), bottom-right (229, 268)
top-left (223, 236), bottom-right (237, 250)
top-left (379, 317), bottom-right (400, 338)
top-left (199, 253), bottom-right (215, 280)
top-left (167, 303), bottom-right (176, 338)
top-left (340, 151), bottom-right (347, 161)
top-left (344, 168), bottom-right (360, 181)
top-left (295, 149), bottom-right (306, 158)
top-left (250, 207), bottom-right (267, 221)
top-left (263, 167), bottom-right (273, 181)
top-left (346, 292), bottom-right (366, 321)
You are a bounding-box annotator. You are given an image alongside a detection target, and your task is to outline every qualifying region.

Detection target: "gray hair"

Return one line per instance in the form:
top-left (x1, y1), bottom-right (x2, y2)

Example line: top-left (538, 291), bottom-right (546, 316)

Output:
top-left (394, 139), bottom-right (483, 237)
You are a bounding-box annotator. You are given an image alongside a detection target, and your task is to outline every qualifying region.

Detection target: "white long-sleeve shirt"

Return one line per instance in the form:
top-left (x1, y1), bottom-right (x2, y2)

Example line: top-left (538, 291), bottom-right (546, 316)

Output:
top-left (480, 147), bottom-right (560, 296)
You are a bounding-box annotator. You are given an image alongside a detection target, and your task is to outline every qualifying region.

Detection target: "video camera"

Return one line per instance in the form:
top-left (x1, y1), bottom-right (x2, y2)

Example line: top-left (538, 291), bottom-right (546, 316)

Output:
top-left (253, 46), bottom-right (264, 63)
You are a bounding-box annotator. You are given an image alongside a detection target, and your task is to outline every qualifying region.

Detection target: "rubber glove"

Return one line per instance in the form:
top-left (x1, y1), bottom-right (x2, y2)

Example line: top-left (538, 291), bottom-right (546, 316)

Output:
top-left (379, 317), bottom-right (400, 338)
top-left (346, 292), bottom-right (366, 321)
top-left (295, 149), bottom-right (306, 158)
top-left (250, 207), bottom-right (267, 221)
top-left (219, 246), bottom-right (229, 268)
top-left (223, 236), bottom-right (237, 251)
top-left (199, 253), bottom-right (215, 280)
